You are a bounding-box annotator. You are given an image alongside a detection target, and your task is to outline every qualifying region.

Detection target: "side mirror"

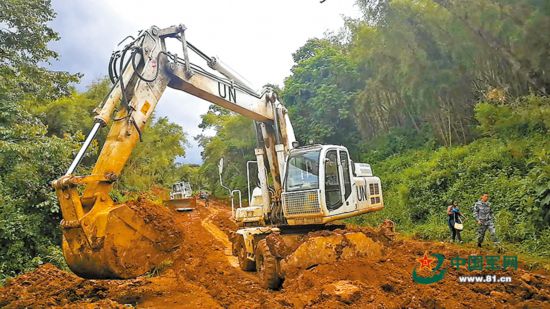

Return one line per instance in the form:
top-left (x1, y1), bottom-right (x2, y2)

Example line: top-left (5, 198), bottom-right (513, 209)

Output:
top-left (218, 157), bottom-right (224, 176)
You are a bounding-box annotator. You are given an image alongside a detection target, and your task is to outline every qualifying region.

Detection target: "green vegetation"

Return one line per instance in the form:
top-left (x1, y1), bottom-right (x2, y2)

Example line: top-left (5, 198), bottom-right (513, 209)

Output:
top-left (349, 96), bottom-right (550, 258)
top-left (283, 38), bottom-right (361, 155)
top-left (175, 164), bottom-right (205, 194)
top-left (284, 0), bottom-right (549, 148)
top-left (274, 0), bottom-right (550, 258)
top-left (0, 0), bottom-right (187, 280)
top-left (199, 0), bottom-right (550, 258)
top-left (1, 0), bottom-right (80, 279)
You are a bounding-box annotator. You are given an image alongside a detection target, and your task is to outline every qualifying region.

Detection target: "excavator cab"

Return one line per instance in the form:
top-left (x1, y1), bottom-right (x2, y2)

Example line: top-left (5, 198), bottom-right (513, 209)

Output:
top-left (281, 145), bottom-right (384, 226)
top-left (233, 144), bottom-right (384, 227)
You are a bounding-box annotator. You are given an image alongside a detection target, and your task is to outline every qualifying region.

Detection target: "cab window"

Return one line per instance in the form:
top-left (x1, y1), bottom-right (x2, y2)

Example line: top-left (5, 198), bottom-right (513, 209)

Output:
top-left (286, 150), bottom-right (320, 192)
top-left (324, 150), bottom-right (342, 210)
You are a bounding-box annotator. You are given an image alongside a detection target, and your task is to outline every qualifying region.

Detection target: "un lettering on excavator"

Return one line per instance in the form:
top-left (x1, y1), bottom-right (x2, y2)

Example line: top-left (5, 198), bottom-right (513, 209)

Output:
top-left (217, 82), bottom-right (237, 103)
top-left (356, 184), bottom-right (368, 202)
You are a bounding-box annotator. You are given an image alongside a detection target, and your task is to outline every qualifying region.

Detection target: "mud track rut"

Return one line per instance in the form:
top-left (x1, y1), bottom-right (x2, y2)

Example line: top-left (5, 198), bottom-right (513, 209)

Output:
top-left (200, 207), bottom-right (240, 268)
top-left (1, 199), bottom-right (550, 308)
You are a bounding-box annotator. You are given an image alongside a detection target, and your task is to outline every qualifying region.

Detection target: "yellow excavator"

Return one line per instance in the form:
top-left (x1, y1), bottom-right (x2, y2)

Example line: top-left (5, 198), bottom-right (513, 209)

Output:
top-left (52, 24), bottom-right (384, 287)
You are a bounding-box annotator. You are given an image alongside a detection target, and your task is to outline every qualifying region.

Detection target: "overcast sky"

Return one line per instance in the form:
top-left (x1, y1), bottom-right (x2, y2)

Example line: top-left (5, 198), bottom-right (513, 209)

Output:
top-left (48, 0), bottom-right (361, 164)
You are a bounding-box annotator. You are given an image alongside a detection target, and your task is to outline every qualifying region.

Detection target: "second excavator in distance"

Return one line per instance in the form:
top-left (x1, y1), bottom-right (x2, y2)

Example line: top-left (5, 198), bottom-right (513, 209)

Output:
top-left (164, 181), bottom-right (196, 211)
top-left (52, 24), bottom-right (384, 289)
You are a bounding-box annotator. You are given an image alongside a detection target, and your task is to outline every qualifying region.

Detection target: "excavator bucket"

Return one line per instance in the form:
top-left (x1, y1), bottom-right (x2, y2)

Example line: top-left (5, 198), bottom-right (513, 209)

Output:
top-left (57, 189), bottom-right (182, 279)
top-left (51, 25), bottom-right (189, 279)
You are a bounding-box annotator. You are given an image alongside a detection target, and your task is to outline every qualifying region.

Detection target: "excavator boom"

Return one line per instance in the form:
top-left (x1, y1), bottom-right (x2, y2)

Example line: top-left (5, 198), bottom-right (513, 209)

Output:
top-left (52, 25), bottom-right (295, 279)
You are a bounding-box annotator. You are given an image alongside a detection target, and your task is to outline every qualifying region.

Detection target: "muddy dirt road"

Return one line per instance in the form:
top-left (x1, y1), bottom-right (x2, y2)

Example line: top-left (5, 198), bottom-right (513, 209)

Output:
top-left (1, 200), bottom-right (549, 308)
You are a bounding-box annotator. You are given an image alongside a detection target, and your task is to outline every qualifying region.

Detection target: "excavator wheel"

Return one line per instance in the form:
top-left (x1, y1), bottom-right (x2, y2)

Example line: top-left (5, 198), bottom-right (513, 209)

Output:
top-left (235, 236), bottom-right (255, 271)
top-left (254, 239), bottom-right (281, 289)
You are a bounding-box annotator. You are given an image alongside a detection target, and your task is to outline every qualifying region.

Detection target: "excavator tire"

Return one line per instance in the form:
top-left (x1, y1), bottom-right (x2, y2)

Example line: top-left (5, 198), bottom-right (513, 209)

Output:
top-left (235, 236), bottom-right (256, 271)
top-left (254, 239), bottom-right (281, 290)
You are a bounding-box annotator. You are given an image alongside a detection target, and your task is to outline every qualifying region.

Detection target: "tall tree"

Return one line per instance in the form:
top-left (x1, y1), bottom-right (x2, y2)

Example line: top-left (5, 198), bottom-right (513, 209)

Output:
top-left (0, 0), bottom-right (80, 278)
top-left (27, 79), bottom-right (111, 137)
top-left (351, 0), bottom-right (549, 146)
top-left (282, 38), bottom-right (362, 156)
top-left (0, 0), bottom-right (78, 102)
top-left (432, 0), bottom-right (550, 95)
top-left (196, 105), bottom-right (256, 197)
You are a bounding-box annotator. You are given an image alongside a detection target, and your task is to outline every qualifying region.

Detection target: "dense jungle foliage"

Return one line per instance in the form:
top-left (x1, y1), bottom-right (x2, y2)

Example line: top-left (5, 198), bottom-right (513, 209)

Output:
top-left (198, 0), bottom-right (550, 257)
top-left (349, 96), bottom-right (550, 258)
top-left (0, 0), bottom-right (187, 279)
top-left (1, 0), bottom-right (549, 280)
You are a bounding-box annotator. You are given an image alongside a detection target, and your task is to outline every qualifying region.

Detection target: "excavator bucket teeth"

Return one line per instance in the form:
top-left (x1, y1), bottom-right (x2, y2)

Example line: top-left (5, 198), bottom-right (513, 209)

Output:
top-left (61, 201), bottom-right (181, 279)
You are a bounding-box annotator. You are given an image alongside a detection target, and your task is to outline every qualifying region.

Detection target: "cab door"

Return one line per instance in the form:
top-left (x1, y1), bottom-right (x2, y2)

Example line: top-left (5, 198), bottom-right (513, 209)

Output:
top-left (339, 150), bottom-right (352, 205)
top-left (324, 149), bottom-right (342, 211)
top-left (324, 148), bottom-right (354, 212)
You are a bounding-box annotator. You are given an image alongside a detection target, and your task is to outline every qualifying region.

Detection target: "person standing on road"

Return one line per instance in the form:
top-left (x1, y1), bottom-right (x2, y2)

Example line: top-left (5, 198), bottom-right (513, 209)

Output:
top-left (447, 200), bottom-right (465, 243)
top-left (473, 193), bottom-right (499, 248)
top-left (200, 190), bottom-right (209, 208)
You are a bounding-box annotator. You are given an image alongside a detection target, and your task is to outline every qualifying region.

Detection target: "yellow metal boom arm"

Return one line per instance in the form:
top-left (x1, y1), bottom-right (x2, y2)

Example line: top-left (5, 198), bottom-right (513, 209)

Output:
top-left (51, 25), bottom-right (295, 278)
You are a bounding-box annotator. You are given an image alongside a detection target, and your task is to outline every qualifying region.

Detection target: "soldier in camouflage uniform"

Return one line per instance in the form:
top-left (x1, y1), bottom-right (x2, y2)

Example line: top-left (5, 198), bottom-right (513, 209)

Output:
top-left (473, 192), bottom-right (499, 247)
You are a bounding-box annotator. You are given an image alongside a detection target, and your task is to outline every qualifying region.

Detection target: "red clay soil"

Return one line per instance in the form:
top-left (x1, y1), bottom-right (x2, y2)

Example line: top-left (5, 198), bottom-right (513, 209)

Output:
top-left (1, 199), bottom-right (549, 308)
top-left (125, 197), bottom-right (182, 241)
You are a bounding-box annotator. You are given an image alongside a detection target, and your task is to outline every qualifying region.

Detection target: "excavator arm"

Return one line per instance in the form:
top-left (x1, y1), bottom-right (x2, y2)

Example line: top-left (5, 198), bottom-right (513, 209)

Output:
top-left (51, 25), bottom-right (295, 279)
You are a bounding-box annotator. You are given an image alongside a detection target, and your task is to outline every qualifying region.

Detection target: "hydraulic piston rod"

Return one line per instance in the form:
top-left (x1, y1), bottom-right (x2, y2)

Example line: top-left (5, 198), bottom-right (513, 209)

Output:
top-left (65, 122), bottom-right (101, 175)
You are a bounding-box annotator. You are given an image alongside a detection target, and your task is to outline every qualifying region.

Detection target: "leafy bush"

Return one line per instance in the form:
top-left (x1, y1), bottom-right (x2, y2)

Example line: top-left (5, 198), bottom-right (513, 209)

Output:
top-left (475, 96), bottom-right (550, 138)
top-left (351, 97), bottom-right (550, 258)
top-left (0, 103), bottom-right (81, 281)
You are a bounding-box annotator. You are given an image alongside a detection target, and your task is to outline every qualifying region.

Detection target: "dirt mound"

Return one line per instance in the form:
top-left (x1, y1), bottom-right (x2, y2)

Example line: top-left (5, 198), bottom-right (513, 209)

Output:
top-left (208, 200), bottom-right (238, 236)
top-left (0, 264), bottom-right (123, 308)
top-left (280, 231), bottom-right (383, 276)
top-left (2, 200), bottom-right (549, 308)
top-left (125, 197), bottom-right (182, 248)
top-left (0, 263), bottom-right (218, 308)
top-left (276, 237), bottom-right (550, 308)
